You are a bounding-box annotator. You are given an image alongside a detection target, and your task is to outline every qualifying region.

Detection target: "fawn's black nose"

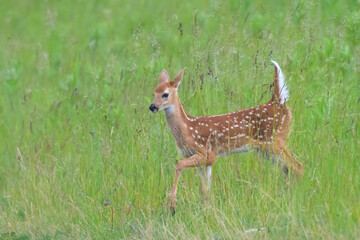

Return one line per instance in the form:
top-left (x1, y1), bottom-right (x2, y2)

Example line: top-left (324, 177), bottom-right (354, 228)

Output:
top-left (149, 104), bottom-right (159, 113)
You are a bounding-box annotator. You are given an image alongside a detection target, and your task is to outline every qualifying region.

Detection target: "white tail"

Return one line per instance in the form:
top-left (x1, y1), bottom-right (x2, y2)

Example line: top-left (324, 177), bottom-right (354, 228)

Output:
top-left (150, 61), bottom-right (303, 215)
top-left (271, 60), bottom-right (289, 104)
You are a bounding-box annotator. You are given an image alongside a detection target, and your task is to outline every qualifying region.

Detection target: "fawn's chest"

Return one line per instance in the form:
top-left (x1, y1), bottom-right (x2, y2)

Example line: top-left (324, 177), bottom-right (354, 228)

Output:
top-left (168, 123), bottom-right (193, 156)
top-left (164, 110), bottom-right (196, 157)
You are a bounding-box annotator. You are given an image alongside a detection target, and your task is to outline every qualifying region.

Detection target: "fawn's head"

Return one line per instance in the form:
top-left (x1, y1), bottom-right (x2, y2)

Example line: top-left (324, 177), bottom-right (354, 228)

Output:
top-left (149, 68), bottom-right (185, 113)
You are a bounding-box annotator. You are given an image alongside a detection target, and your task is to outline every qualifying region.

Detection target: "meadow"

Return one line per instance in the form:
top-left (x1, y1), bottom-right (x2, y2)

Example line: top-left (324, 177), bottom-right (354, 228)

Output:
top-left (0, 0), bottom-right (359, 239)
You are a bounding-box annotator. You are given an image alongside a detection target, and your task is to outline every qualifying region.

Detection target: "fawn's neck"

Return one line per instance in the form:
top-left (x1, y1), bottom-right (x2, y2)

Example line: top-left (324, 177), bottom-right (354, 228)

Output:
top-left (164, 97), bottom-right (191, 149)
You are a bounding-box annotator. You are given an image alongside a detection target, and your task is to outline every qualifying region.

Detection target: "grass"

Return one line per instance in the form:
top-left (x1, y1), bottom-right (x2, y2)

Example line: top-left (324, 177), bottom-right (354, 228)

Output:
top-left (0, 0), bottom-right (359, 239)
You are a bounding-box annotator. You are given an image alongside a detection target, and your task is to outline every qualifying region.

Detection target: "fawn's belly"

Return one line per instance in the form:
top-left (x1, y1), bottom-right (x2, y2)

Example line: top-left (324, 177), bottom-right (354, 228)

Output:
top-left (217, 144), bottom-right (250, 157)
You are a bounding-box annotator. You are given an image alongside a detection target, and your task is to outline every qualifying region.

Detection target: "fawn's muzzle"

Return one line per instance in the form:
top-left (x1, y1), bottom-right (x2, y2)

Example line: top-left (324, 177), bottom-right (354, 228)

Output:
top-left (149, 104), bottom-right (159, 113)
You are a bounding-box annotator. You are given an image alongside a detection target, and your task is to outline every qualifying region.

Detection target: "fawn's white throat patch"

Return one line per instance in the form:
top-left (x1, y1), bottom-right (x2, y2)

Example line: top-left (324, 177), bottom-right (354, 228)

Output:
top-left (164, 104), bottom-right (175, 114)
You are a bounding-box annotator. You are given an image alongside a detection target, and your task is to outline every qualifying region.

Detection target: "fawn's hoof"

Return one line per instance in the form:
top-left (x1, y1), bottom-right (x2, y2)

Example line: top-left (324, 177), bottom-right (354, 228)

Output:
top-left (170, 206), bottom-right (176, 216)
top-left (169, 198), bottom-right (176, 216)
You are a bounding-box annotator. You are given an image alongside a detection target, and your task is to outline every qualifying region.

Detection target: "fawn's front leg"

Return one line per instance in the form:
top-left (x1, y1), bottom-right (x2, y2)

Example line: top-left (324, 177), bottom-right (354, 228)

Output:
top-left (198, 165), bottom-right (213, 199)
top-left (169, 154), bottom-right (205, 215)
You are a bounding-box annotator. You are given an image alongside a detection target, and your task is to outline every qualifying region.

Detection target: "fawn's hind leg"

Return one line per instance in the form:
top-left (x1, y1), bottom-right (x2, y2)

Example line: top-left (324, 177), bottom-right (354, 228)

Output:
top-left (260, 148), bottom-right (289, 176)
top-left (259, 142), bottom-right (303, 178)
top-left (273, 145), bottom-right (304, 178)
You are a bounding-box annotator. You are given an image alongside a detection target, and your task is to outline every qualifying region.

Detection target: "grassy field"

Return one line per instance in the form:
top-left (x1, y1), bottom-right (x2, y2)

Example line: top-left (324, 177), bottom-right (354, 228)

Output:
top-left (1, 0), bottom-right (359, 239)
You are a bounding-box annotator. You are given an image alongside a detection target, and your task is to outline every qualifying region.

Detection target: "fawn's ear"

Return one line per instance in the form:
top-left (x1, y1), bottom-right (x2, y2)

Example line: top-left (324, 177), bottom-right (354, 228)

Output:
top-left (172, 68), bottom-right (186, 88)
top-left (159, 69), bottom-right (170, 84)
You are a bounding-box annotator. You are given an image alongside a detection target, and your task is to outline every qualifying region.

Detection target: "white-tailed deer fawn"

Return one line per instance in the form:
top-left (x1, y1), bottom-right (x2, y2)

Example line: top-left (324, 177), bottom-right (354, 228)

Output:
top-left (149, 61), bottom-right (304, 215)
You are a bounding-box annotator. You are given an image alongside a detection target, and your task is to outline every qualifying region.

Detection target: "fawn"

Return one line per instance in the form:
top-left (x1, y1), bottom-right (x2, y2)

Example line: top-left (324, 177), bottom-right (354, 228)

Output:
top-left (149, 61), bottom-right (304, 215)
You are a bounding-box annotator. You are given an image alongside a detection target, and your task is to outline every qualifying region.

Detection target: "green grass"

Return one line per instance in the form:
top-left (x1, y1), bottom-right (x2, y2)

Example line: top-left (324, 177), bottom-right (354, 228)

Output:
top-left (1, 0), bottom-right (359, 239)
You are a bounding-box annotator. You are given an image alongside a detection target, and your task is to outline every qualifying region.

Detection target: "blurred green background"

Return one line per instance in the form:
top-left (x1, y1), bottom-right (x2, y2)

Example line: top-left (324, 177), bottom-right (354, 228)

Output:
top-left (0, 0), bottom-right (359, 239)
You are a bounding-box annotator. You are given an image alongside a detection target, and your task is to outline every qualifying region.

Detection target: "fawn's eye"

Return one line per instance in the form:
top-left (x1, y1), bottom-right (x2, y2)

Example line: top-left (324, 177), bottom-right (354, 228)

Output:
top-left (162, 93), bottom-right (169, 98)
